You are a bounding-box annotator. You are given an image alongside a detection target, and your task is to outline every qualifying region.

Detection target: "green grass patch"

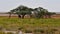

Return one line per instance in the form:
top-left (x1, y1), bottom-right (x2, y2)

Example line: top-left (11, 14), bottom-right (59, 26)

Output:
top-left (0, 17), bottom-right (60, 30)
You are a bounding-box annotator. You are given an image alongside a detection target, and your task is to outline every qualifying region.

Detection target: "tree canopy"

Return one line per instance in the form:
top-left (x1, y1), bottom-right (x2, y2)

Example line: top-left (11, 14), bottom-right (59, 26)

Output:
top-left (9, 5), bottom-right (56, 18)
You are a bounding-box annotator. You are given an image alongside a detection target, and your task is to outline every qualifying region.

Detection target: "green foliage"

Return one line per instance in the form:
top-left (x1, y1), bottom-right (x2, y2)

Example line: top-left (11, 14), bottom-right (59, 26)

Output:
top-left (9, 5), bottom-right (56, 18)
top-left (10, 5), bottom-right (33, 18)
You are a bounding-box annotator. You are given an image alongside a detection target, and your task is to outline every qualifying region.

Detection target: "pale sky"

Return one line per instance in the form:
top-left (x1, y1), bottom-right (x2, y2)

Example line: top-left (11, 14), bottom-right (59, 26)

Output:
top-left (0, 0), bottom-right (60, 12)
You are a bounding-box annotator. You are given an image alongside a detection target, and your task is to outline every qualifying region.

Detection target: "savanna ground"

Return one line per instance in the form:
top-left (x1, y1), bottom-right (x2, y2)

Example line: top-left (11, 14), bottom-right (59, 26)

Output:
top-left (0, 16), bottom-right (60, 34)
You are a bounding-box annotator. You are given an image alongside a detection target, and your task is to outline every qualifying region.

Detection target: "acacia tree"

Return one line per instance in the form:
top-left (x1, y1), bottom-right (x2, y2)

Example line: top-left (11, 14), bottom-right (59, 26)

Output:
top-left (10, 5), bottom-right (32, 18)
top-left (34, 7), bottom-right (56, 18)
top-left (34, 7), bottom-right (48, 18)
top-left (17, 5), bottom-right (32, 18)
top-left (9, 5), bottom-right (56, 18)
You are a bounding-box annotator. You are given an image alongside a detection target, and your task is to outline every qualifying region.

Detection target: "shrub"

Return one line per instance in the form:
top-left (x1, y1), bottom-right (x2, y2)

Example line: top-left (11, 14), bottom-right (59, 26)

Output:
top-left (25, 30), bottom-right (32, 33)
top-left (51, 29), bottom-right (58, 31)
top-left (34, 29), bottom-right (44, 33)
top-left (18, 27), bottom-right (23, 30)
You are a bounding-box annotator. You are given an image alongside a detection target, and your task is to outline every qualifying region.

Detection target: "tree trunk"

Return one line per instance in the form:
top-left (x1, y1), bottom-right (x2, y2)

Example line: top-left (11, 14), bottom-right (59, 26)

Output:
top-left (9, 13), bottom-right (11, 18)
top-left (22, 15), bottom-right (25, 19)
top-left (48, 15), bottom-right (51, 18)
top-left (18, 15), bottom-right (21, 18)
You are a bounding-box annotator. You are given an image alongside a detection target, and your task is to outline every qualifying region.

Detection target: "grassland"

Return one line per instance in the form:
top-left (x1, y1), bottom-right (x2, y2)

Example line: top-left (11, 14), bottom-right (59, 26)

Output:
top-left (0, 16), bottom-right (60, 31)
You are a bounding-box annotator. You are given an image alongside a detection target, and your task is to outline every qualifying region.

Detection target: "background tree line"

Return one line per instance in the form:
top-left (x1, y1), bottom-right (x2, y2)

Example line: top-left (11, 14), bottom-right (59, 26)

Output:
top-left (8, 5), bottom-right (56, 18)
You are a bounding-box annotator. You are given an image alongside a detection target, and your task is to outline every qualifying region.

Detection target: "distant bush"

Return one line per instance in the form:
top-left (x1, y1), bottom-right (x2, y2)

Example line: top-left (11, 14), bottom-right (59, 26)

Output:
top-left (51, 29), bottom-right (58, 31)
top-left (24, 30), bottom-right (32, 33)
top-left (18, 27), bottom-right (23, 30)
top-left (34, 29), bottom-right (44, 33)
